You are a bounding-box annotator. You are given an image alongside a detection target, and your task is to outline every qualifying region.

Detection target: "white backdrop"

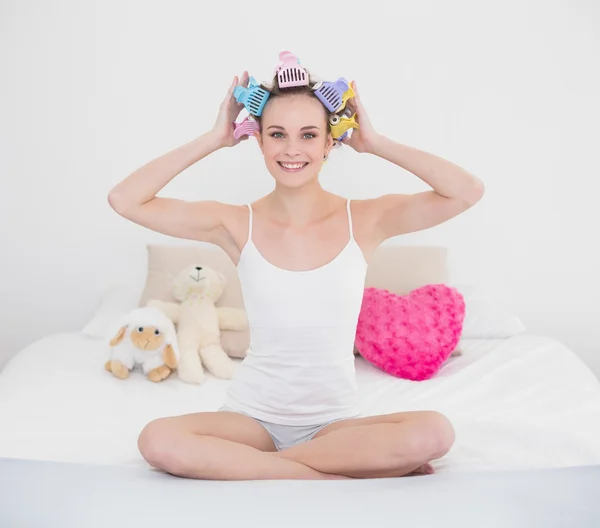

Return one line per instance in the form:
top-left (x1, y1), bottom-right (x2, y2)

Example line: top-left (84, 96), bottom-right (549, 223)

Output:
top-left (1, 1), bottom-right (599, 375)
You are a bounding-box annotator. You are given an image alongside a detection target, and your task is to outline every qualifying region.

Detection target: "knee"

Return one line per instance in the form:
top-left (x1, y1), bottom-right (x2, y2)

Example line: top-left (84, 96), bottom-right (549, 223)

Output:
top-left (420, 411), bottom-right (456, 460)
top-left (137, 418), bottom-right (179, 471)
top-left (395, 411), bottom-right (455, 463)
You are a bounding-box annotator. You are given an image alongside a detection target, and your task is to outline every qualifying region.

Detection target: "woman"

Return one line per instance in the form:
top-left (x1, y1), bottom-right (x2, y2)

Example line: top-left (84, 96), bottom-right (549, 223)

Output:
top-left (108, 68), bottom-right (484, 480)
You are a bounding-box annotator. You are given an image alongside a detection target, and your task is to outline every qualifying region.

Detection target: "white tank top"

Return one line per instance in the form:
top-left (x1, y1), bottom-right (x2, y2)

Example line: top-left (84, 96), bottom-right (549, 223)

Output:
top-left (223, 199), bottom-right (368, 426)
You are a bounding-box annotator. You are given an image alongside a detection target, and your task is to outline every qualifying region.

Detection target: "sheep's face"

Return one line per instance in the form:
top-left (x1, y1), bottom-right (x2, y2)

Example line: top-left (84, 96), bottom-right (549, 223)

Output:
top-left (171, 265), bottom-right (226, 303)
top-left (130, 325), bottom-right (164, 351)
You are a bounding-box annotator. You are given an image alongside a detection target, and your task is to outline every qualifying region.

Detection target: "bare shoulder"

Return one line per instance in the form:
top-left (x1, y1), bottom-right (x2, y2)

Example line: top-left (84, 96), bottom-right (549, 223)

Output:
top-left (343, 197), bottom-right (382, 259)
top-left (211, 202), bottom-right (251, 261)
top-left (178, 200), bottom-right (255, 265)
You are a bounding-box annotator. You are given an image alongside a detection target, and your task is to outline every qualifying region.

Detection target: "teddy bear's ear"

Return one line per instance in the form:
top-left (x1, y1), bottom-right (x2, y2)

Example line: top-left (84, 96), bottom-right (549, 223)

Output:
top-left (109, 326), bottom-right (128, 347)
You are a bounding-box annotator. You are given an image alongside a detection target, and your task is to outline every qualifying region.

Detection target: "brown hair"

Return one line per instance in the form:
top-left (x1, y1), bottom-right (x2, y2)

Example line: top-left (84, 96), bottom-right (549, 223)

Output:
top-left (253, 71), bottom-right (334, 135)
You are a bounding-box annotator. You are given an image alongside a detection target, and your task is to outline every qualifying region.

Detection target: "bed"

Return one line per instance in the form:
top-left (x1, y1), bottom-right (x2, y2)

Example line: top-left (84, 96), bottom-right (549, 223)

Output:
top-left (1, 244), bottom-right (600, 526)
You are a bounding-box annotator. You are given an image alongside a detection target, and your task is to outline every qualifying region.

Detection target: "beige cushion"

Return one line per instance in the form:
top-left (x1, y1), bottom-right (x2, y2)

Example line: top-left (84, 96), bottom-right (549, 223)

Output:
top-left (138, 243), bottom-right (449, 358)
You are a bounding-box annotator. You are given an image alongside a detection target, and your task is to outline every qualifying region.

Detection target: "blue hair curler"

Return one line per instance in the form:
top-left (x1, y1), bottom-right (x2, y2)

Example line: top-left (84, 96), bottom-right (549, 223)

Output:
top-left (312, 78), bottom-right (349, 113)
top-left (233, 76), bottom-right (270, 117)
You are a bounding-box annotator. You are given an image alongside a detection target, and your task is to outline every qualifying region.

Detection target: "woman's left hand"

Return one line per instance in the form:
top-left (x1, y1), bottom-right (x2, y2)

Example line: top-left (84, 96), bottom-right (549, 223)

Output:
top-left (341, 81), bottom-right (379, 154)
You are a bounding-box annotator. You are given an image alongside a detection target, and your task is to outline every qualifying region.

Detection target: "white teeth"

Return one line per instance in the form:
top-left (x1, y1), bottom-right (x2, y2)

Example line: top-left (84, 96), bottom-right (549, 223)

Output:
top-left (280, 162), bottom-right (307, 169)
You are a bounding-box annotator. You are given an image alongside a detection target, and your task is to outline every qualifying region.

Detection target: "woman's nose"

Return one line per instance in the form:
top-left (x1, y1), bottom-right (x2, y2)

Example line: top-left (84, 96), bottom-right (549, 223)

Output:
top-left (283, 142), bottom-right (303, 156)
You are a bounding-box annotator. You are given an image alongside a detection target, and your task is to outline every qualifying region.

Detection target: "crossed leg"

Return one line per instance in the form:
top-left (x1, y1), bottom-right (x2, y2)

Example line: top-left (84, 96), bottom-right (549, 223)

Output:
top-left (138, 409), bottom-right (454, 480)
top-left (274, 411), bottom-right (455, 479)
top-left (138, 411), bottom-right (346, 480)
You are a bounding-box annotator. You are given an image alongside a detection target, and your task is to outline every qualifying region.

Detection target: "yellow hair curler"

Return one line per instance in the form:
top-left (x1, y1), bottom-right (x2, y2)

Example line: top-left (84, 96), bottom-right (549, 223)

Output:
top-left (340, 85), bottom-right (355, 111)
top-left (329, 112), bottom-right (359, 139)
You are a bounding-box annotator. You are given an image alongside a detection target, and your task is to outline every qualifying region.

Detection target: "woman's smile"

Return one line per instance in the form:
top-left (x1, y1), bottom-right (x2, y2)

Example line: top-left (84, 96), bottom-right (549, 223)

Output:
top-left (277, 161), bottom-right (309, 172)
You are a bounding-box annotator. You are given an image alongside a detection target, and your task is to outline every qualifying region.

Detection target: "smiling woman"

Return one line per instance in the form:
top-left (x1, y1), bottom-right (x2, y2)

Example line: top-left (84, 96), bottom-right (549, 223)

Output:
top-left (109, 50), bottom-right (483, 482)
top-left (248, 72), bottom-right (336, 184)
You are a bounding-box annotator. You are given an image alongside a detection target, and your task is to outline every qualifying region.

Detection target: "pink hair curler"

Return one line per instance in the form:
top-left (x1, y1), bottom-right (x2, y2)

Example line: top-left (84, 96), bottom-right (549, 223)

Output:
top-left (275, 50), bottom-right (308, 88)
top-left (312, 77), bottom-right (349, 113)
top-left (233, 115), bottom-right (260, 140)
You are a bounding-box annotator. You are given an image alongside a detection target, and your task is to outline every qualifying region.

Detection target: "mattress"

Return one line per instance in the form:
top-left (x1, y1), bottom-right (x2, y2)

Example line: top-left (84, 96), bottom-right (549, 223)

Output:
top-left (1, 331), bottom-right (600, 473)
top-left (2, 457), bottom-right (600, 528)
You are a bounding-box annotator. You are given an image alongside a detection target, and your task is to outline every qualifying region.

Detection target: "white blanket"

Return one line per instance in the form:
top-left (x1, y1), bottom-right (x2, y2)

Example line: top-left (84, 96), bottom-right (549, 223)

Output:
top-left (1, 332), bottom-right (599, 473)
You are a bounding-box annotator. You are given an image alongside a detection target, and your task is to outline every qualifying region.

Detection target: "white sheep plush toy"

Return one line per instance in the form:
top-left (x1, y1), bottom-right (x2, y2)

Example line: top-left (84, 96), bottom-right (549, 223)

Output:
top-left (104, 306), bottom-right (180, 382)
top-left (147, 264), bottom-right (248, 384)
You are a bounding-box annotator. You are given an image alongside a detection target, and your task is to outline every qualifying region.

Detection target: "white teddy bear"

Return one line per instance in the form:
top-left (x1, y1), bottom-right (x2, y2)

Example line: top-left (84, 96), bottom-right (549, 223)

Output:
top-left (147, 264), bottom-right (248, 384)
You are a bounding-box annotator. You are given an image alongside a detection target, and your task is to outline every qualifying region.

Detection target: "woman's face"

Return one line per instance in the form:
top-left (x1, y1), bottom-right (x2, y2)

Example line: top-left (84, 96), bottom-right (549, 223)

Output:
top-left (255, 94), bottom-right (333, 188)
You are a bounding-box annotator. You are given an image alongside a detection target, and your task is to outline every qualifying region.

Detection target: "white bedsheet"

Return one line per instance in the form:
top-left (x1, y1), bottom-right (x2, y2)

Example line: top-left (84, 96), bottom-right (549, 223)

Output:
top-left (0, 331), bottom-right (599, 474)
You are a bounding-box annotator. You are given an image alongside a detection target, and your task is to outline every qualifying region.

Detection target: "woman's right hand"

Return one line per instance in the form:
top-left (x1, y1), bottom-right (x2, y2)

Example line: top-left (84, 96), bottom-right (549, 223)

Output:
top-left (212, 71), bottom-right (250, 148)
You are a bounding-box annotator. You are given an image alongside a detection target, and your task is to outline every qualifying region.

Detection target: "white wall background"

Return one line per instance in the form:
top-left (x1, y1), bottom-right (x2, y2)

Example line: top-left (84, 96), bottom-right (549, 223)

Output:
top-left (1, 1), bottom-right (599, 375)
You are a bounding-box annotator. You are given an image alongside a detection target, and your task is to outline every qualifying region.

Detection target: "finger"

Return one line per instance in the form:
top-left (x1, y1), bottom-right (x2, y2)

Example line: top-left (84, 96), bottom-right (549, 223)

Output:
top-left (240, 70), bottom-right (249, 88)
top-left (351, 81), bottom-right (362, 105)
top-left (225, 76), bottom-right (238, 101)
top-left (345, 99), bottom-right (358, 118)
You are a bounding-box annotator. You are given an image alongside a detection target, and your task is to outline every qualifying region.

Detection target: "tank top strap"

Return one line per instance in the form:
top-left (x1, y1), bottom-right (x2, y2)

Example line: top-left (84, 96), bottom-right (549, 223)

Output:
top-left (346, 199), bottom-right (354, 240)
top-left (246, 203), bottom-right (253, 241)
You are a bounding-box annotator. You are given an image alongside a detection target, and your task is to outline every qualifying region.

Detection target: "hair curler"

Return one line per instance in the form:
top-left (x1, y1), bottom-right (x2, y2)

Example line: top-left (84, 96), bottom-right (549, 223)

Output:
top-left (339, 85), bottom-right (355, 112)
top-left (328, 103), bottom-right (354, 126)
top-left (312, 78), bottom-right (349, 113)
top-left (330, 112), bottom-right (359, 139)
top-left (234, 76), bottom-right (270, 116)
top-left (275, 51), bottom-right (308, 88)
top-left (233, 115), bottom-right (260, 140)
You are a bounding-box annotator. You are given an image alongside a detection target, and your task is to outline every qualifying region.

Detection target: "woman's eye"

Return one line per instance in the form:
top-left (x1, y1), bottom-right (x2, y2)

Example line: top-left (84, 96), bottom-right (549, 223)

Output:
top-left (270, 132), bottom-right (315, 139)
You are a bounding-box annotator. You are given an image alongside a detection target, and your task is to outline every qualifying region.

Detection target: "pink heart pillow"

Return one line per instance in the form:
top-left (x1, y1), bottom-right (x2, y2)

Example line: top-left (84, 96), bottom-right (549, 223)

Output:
top-left (355, 284), bottom-right (465, 381)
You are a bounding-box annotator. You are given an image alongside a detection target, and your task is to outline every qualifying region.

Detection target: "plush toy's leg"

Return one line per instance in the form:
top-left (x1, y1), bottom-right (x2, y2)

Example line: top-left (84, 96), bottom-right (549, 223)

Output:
top-left (199, 344), bottom-right (235, 379)
top-left (107, 360), bottom-right (130, 379)
top-left (148, 365), bottom-right (172, 382)
top-left (216, 307), bottom-right (248, 331)
top-left (162, 344), bottom-right (178, 369)
top-left (177, 350), bottom-right (205, 384)
top-left (176, 324), bottom-right (206, 384)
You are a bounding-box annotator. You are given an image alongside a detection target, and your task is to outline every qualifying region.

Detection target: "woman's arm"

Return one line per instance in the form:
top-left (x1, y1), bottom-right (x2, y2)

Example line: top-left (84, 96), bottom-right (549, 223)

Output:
top-left (108, 131), bottom-right (222, 210)
top-left (107, 131), bottom-right (232, 241)
top-left (341, 81), bottom-right (484, 242)
top-left (107, 73), bottom-right (250, 242)
top-left (367, 136), bottom-right (485, 241)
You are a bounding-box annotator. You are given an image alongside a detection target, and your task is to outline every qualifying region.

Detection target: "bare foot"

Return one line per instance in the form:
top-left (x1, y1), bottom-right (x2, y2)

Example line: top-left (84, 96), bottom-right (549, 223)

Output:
top-left (321, 473), bottom-right (354, 480)
top-left (407, 463), bottom-right (435, 476)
